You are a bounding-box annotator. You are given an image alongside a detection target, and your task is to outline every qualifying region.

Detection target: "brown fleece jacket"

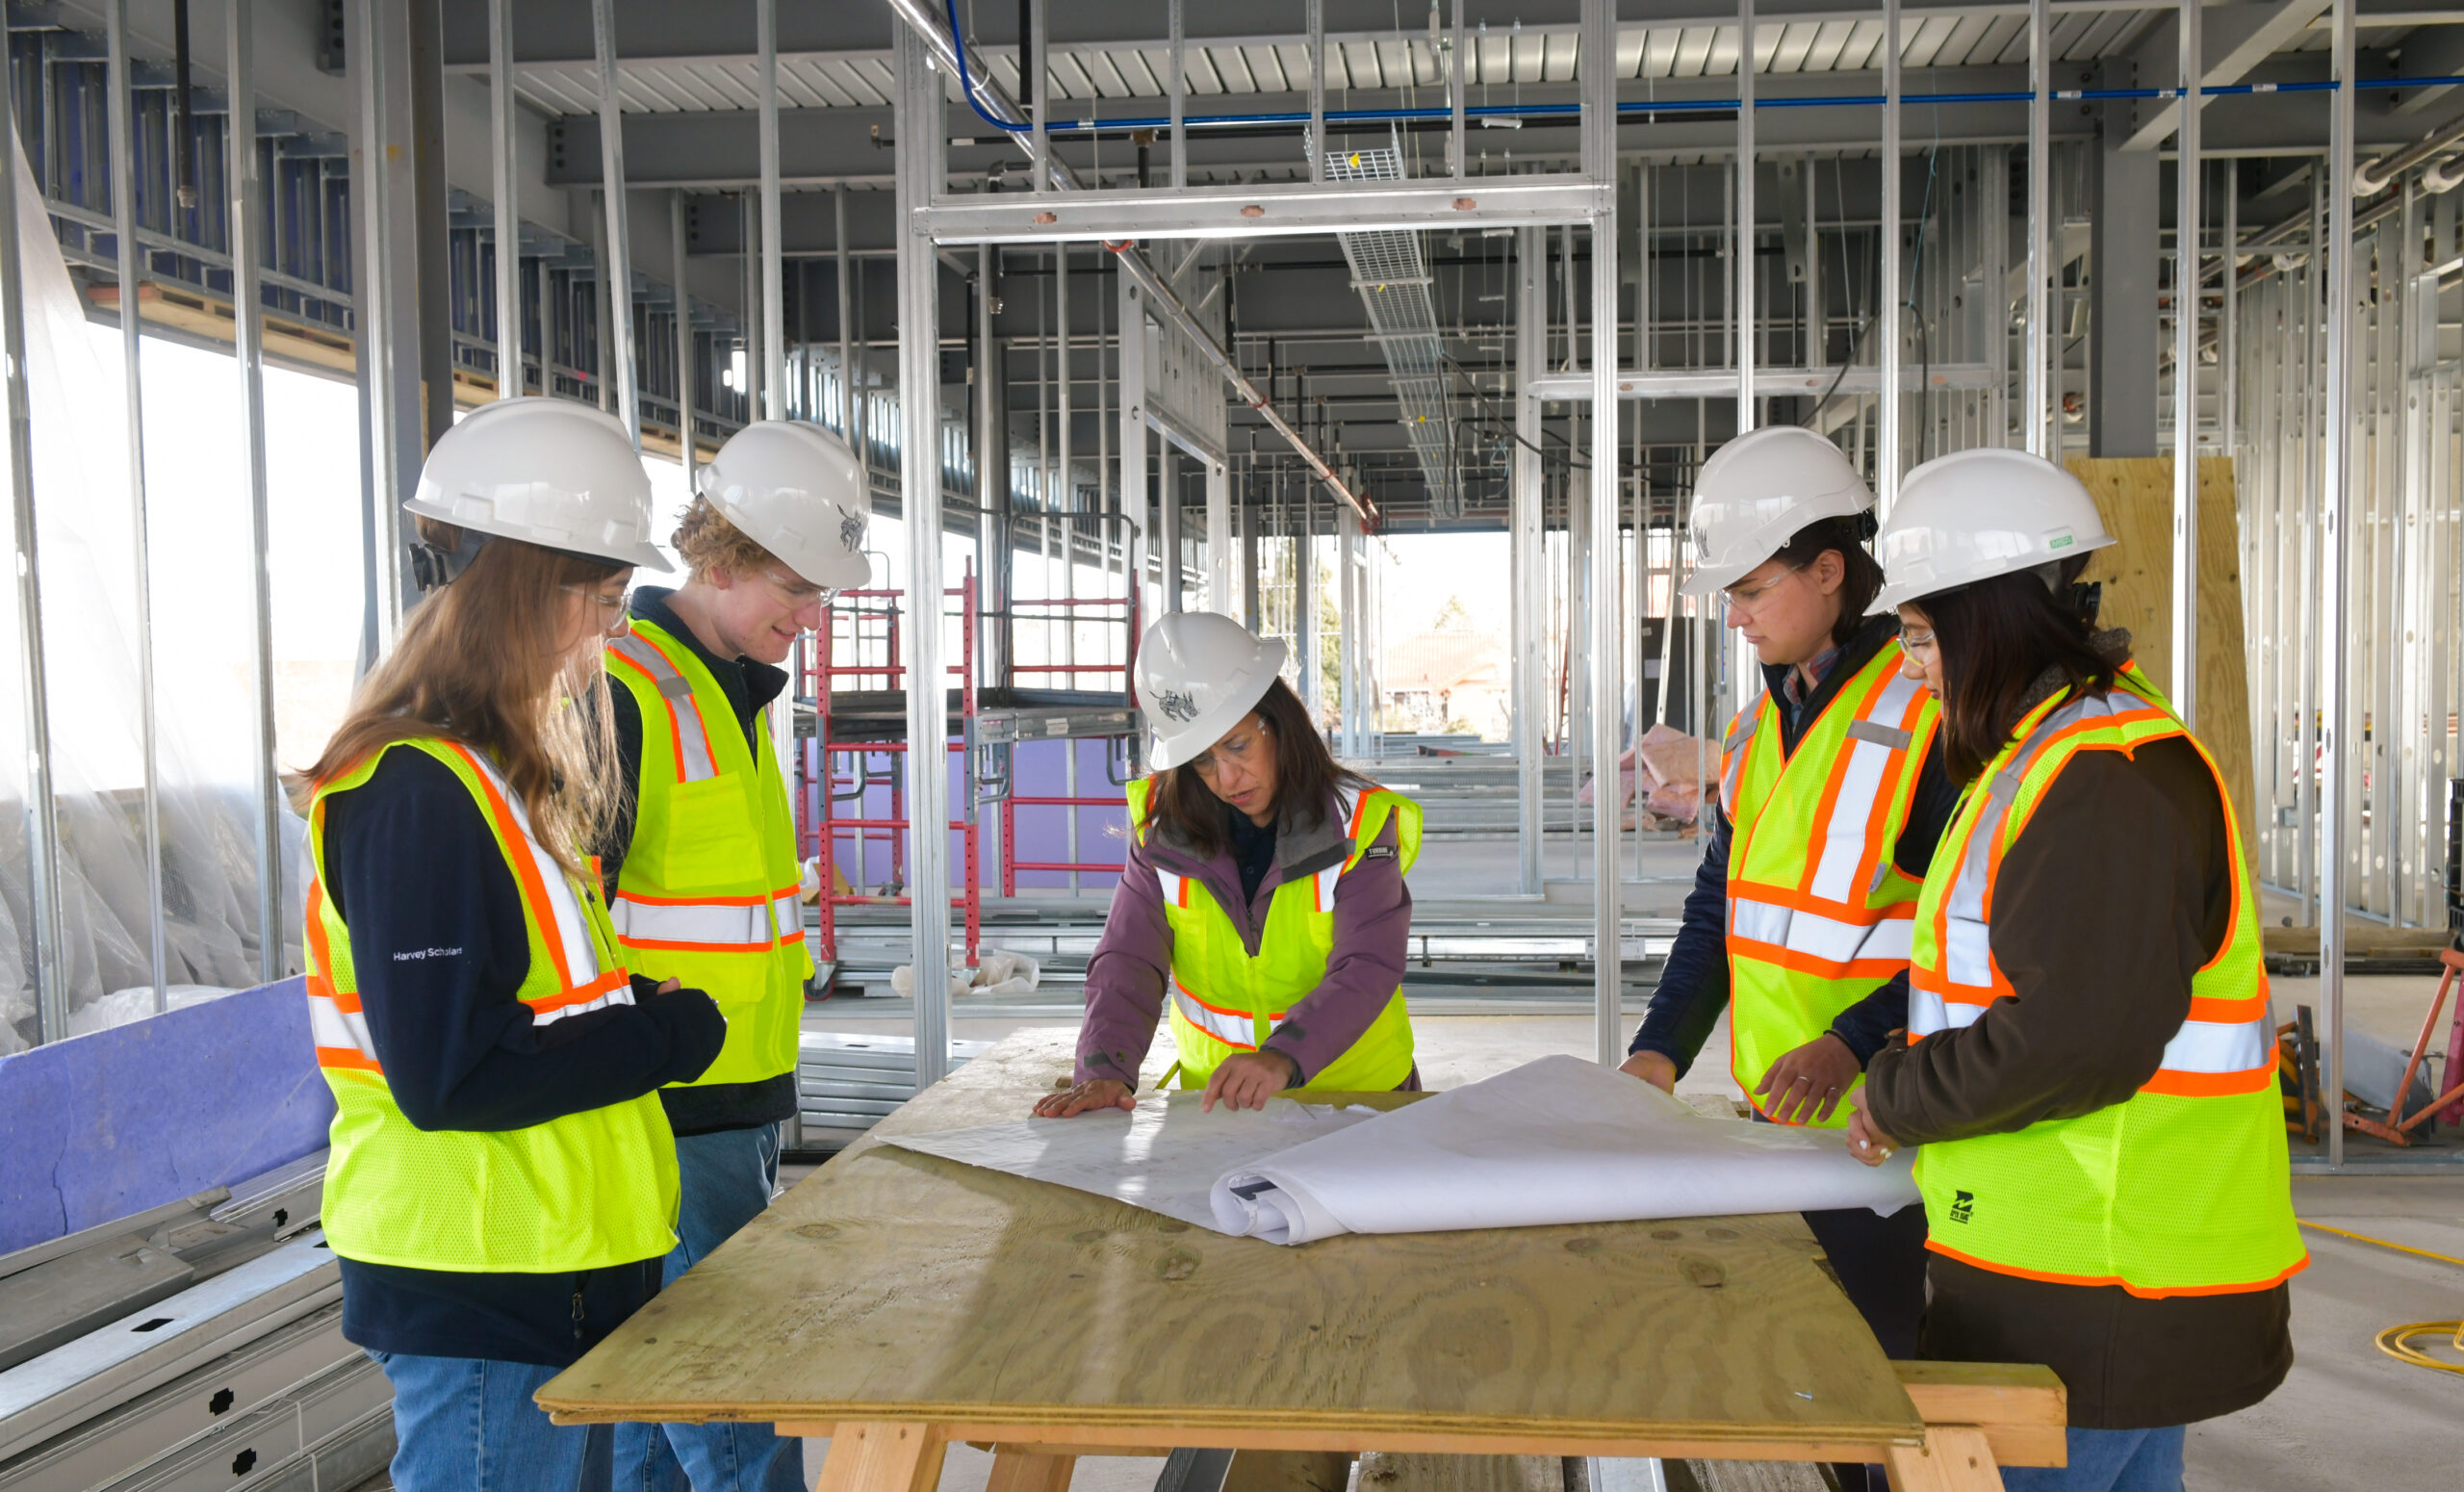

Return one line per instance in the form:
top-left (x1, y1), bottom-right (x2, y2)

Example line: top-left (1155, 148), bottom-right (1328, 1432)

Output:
top-left (1861, 662), bottom-right (2294, 1429)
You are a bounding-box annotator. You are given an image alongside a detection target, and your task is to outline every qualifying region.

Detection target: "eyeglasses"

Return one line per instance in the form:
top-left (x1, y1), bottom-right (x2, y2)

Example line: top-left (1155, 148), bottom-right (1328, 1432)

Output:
top-left (1190, 721), bottom-right (1267, 779)
top-left (1900, 627), bottom-right (1938, 656)
top-left (1719, 562), bottom-right (1807, 618)
top-left (759, 567), bottom-right (832, 608)
top-left (564, 585), bottom-right (632, 636)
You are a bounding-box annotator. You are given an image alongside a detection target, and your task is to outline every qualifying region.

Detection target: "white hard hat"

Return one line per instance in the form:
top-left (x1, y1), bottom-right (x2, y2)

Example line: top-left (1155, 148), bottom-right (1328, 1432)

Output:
top-left (1679, 426), bottom-right (1874, 598)
top-left (1136, 611), bottom-right (1291, 771)
top-left (1867, 448), bottom-right (2118, 614)
top-left (694, 421), bottom-right (873, 590)
top-left (403, 398), bottom-right (668, 574)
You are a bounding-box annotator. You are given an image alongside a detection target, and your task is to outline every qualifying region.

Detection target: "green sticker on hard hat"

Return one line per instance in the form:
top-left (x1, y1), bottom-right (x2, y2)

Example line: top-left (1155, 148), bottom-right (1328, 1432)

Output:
top-left (2047, 531), bottom-right (2075, 550)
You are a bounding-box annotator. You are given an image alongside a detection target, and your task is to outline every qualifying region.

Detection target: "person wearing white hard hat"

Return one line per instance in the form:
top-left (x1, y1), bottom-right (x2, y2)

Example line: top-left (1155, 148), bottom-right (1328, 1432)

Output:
top-left (1615, 427), bottom-right (1961, 1438)
top-left (602, 420), bottom-right (870, 1492)
top-left (1845, 448), bottom-right (2301, 1491)
top-left (298, 398), bottom-right (726, 1490)
top-left (1036, 611), bottom-right (1425, 1118)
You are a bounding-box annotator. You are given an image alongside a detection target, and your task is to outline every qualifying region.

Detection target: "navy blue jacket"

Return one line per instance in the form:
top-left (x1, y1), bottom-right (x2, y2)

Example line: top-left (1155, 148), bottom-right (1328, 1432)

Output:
top-left (1629, 617), bottom-right (1960, 1075)
top-left (321, 745), bottom-right (725, 1367)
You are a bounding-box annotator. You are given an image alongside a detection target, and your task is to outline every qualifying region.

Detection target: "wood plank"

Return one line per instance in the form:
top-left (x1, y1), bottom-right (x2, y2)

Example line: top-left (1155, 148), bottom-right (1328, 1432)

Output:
top-left (1229, 1450), bottom-right (1355, 1492)
top-left (2065, 457), bottom-right (2258, 881)
top-left (987, 1450), bottom-right (1079, 1492)
top-left (542, 1029), bottom-right (1923, 1453)
top-left (1882, 1426), bottom-right (2004, 1492)
top-left (813, 1422), bottom-right (950, 1492)
top-left (1357, 1451), bottom-right (1561, 1492)
top-left (1889, 1361), bottom-right (2063, 1470)
top-left (1674, 1459), bottom-right (1830, 1491)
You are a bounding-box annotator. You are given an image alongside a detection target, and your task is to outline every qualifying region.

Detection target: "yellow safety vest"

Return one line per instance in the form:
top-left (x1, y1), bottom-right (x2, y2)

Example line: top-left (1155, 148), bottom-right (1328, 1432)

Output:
top-left (605, 621), bottom-right (811, 1090)
top-left (304, 737), bottom-right (680, 1273)
top-left (1123, 779), bottom-right (1421, 1093)
top-left (1718, 641), bottom-right (1940, 1125)
top-left (1907, 665), bottom-right (2306, 1297)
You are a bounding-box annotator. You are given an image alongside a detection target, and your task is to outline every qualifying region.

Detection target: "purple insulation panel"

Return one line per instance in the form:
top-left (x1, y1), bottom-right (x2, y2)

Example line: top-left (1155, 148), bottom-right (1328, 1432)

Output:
top-left (1007, 738), bottom-right (1131, 891)
top-left (0, 976), bottom-right (334, 1254)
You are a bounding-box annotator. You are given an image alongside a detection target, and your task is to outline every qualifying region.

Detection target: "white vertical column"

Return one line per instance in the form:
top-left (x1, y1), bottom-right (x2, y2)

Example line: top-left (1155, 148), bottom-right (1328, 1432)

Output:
top-left (1207, 458), bottom-right (1233, 611)
top-left (229, 0), bottom-right (282, 986)
top-left (2319, 0), bottom-right (2355, 1170)
top-left (672, 192), bottom-right (696, 482)
top-left (2171, 0), bottom-right (2201, 728)
top-left (1168, 0), bottom-right (1188, 190)
top-left (1117, 270), bottom-right (1148, 620)
top-left (2025, 0), bottom-right (2050, 454)
top-left (893, 22), bottom-right (952, 1088)
top-left (1583, 0), bottom-right (1624, 1068)
top-left (489, 0), bottom-right (522, 399)
top-left (108, 0), bottom-right (167, 1009)
top-left (1878, 0), bottom-right (1902, 515)
top-left (1339, 504), bottom-right (1362, 757)
top-left (1514, 228), bottom-right (1545, 895)
top-left (1736, 0), bottom-right (1756, 429)
top-left (758, 0), bottom-right (785, 420)
top-left (589, 0), bottom-right (638, 446)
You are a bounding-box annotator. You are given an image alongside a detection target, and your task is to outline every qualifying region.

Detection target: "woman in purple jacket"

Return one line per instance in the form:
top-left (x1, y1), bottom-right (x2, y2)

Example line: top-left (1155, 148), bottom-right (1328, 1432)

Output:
top-left (1036, 612), bottom-right (1423, 1118)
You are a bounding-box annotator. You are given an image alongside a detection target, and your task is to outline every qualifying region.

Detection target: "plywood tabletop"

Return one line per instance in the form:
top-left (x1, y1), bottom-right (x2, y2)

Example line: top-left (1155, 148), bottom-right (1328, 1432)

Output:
top-left (538, 1029), bottom-right (1923, 1453)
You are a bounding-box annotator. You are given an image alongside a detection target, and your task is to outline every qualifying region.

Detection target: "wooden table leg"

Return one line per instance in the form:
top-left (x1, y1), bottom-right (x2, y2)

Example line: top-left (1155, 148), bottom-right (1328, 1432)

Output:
top-left (814, 1422), bottom-right (952, 1492)
top-left (988, 1450), bottom-right (1080, 1492)
top-left (1884, 1426), bottom-right (2005, 1492)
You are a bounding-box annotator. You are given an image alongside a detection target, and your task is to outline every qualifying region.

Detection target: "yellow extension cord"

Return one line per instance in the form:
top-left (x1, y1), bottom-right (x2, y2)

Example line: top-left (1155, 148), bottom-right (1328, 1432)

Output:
top-left (2297, 1221), bottom-right (2464, 1376)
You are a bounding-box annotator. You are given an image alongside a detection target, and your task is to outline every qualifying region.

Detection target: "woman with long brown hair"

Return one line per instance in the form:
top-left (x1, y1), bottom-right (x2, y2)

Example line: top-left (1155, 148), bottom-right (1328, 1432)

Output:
top-left (300, 399), bottom-right (724, 1491)
top-left (1037, 611), bottom-right (1423, 1117)
top-left (1847, 449), bottom-right (2301, 1492)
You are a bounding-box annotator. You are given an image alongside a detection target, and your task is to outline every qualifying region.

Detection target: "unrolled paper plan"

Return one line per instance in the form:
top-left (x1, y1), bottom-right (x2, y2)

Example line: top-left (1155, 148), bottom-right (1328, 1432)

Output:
top-left (882, 1053), bottom-right (1918, 1246)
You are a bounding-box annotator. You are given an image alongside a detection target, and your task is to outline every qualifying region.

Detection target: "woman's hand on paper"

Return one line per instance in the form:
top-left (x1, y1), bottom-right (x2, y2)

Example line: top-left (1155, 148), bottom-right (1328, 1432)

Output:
top-left (1033, 1079), bottom-right (1134, 1119)
top-left (1845, 1091), bottom-right (1900, 1167)
top-left (1200, 1051), bottom-right (1300, 1113)
top-left (1618, 1050), bottom-right (1678, 1093)
top-left (1754, 1033), bottom-right (1861, 1124)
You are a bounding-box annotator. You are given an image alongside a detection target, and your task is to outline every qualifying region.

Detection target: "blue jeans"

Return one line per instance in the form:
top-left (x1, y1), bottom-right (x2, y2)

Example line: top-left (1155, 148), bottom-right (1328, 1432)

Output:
top-left (2001, 1426), bottom-right (2187, 1492)
top-left (372, 1351), bottom-right (612, 1492)
top-left (613, 1121), bottom-right (803, 1492)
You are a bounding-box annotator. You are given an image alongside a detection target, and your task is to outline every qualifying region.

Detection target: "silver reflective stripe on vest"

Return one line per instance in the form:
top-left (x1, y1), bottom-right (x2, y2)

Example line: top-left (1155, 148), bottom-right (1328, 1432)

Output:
top-left (1171, 980), bottom-right (1262, 1050)
top-left (773, 892), bottom-right (804, 940)
top-left (610, 634), bottom-right (719, 783)
top-left (2161, 1016), bottom-right (2272, 1074)
top-left (1719, 699), bottom-right (1763, 816)
top-left (1731, 896), bottom-right (1915, 966)
top-left (1920, 685), bottom-right (2174, 1021)
top-left (306, 994), bottom-right (374, 1058)
top-left (609, 896), bottom-right (780, 949)
top-left (1806, 670), bottom-right (1928, 904)
top-left (1155, 868), bottom-right (1186, 907)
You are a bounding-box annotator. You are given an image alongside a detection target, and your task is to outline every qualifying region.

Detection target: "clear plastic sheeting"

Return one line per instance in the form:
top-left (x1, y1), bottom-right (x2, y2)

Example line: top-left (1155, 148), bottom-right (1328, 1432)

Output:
top-left (0, 125), bottom-right (302, 1051)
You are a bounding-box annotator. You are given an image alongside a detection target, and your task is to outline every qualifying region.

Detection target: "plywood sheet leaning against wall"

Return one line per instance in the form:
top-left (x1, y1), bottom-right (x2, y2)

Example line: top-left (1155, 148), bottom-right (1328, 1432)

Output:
top-left (2062, 458), bottom-right (2258, 883)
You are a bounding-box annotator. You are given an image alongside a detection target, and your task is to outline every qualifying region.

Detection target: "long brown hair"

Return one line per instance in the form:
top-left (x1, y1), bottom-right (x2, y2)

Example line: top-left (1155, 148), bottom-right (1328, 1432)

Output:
top-left (1916, 565), bottom-right (2117, 783)
top-left (304, 520), bottom-right (627, 877)
top-left (1147, 677), bottom-right (1371, 859)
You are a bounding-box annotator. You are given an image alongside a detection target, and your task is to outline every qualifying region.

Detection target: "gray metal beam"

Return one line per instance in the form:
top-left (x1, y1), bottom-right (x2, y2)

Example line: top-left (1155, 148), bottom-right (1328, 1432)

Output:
top-left (2091, 57), bottom-right (2161, 456)
top-left (2120, 0), bottom-right (2333, 152)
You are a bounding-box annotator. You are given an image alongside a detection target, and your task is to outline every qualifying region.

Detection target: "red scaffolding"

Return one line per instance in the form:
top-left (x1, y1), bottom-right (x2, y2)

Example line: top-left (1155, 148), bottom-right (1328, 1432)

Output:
top-left (799, 563), bottom-right (982, 968)
top-left (996, 587), bottom-right (1141, 893)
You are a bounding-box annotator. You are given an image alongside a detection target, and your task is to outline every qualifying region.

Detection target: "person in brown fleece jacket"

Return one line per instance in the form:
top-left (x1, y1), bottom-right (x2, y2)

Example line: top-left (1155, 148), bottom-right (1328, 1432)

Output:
top-left (1846, 450), bottom-right (2302, 1492)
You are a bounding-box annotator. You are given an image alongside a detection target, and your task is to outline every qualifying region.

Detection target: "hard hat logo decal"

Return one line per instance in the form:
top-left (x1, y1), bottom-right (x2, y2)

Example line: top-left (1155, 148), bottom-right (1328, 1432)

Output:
top-left (1156, 688), bottom-right (1200, 723)
top-left (840, 509), bottom-right (864, 552)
